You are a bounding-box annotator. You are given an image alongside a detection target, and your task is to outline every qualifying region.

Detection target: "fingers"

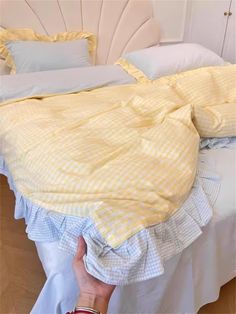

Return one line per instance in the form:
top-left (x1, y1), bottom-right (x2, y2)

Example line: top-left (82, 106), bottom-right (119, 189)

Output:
top-left (74, 236), bottom-right (87, 261)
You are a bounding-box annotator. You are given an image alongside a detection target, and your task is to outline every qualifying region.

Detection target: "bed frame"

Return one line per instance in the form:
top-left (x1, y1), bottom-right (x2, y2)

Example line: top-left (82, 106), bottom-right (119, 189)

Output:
top-left (0, 0), bottom-right (160, 64)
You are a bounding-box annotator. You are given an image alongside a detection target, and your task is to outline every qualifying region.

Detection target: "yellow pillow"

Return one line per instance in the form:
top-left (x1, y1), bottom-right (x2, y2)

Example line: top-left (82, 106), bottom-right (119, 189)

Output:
top-left (0, 28), bottom-right (96, 73)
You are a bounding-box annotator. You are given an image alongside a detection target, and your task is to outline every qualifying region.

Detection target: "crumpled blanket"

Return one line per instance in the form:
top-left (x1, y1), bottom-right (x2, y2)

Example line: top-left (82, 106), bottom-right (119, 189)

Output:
top-left (0, 65), bottom-right (235, 247)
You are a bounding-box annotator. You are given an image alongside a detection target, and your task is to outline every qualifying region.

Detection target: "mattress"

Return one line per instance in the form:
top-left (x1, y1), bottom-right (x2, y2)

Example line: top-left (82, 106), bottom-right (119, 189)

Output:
top-left (32, 146), bottom-right (236, 314)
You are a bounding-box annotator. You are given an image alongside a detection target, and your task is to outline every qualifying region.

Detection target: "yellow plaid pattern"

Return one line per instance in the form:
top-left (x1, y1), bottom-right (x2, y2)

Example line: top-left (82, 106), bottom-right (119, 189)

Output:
top-left (0, 65), bottom-right (235, 247)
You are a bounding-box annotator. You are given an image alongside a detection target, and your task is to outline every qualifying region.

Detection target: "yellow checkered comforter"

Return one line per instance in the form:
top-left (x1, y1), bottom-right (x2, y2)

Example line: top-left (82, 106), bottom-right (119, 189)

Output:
top-left (0, 65), bottom-right (235, 247)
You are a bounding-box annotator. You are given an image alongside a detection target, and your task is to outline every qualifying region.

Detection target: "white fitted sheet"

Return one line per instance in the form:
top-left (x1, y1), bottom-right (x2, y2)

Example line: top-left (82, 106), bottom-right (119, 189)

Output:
top-left (33, 147), bottom-right (236, 314)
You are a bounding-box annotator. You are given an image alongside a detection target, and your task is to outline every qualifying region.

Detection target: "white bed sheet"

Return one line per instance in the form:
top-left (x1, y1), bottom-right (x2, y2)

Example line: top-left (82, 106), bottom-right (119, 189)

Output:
top-left (32, 147), bottom-right (236, 314)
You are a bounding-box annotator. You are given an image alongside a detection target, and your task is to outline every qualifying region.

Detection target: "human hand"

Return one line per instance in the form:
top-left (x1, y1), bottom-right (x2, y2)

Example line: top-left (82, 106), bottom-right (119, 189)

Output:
top-left (73, 236), bottom-right (115, 313)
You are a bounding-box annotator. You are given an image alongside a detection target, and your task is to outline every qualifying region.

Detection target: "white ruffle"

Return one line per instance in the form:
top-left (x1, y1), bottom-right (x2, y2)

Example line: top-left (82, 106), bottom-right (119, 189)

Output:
top-left (0, 154), bottom-right (220, 285)
top-left (200, 136), bottom-right (236, 149)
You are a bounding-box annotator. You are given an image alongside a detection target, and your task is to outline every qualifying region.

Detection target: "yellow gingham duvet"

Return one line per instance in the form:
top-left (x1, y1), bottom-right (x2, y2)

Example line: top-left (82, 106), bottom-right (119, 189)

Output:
top-left (0, 65), bottom-right (235, 247)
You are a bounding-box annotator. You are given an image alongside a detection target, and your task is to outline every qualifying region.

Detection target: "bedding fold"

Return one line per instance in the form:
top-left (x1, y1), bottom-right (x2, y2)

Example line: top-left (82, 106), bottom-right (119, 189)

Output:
top-left (0, 65), bottom-right (135, 102)
top-left (0, 65), bottom-right (236, 248)
top-left (0, 151), bottom-right (220, 284)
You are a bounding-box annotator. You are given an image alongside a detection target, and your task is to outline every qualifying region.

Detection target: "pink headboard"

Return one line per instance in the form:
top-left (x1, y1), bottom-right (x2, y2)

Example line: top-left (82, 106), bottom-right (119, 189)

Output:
top-left (0, 0), bottom-right (160, 64)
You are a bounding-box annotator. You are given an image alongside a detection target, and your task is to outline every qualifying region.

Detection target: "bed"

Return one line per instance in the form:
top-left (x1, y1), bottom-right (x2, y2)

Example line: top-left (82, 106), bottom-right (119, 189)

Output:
top-left (0, 1), bottom-right (235, 313)
top-left (34, 146), bottom-right (236, 314)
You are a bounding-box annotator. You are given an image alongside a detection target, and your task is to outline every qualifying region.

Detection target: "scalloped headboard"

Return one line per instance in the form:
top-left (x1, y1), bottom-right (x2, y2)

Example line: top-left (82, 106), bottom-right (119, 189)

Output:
top-left (0, 0), bottom-right (160, 65)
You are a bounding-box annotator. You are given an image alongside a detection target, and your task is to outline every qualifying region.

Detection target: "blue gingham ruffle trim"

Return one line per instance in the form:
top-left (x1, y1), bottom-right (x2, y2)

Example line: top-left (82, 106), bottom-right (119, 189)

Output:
top-left (0, 154), bottom-right (220, 285)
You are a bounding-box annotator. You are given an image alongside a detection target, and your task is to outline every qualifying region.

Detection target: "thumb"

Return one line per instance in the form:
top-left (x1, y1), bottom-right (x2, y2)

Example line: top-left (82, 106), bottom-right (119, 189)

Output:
top-left (74, 236), bottom-right (87, 261)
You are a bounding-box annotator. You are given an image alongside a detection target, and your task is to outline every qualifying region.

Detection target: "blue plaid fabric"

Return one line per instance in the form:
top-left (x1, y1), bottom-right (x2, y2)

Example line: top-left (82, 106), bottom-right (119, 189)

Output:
top-left (0, 140), bottom-right (228, 285)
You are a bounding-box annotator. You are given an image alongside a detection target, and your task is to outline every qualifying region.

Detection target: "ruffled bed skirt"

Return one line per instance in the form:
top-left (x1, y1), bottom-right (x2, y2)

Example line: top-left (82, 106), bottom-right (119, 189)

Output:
top-left (0, 152), bottom-right (220, 285)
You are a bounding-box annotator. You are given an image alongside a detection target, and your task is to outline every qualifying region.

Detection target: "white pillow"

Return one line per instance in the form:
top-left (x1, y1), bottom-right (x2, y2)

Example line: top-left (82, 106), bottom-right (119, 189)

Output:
top-left (4, 39), bottom-right (91, 74)
top-left (0, 58), bottom-right (10, 75)
top-left (121, 43), bottom-right (225, 80)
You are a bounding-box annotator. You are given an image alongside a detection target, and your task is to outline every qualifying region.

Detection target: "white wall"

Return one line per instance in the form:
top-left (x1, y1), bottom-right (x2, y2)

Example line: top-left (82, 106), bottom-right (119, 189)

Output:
top-left (152, 0), bottom-right (188, 43)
